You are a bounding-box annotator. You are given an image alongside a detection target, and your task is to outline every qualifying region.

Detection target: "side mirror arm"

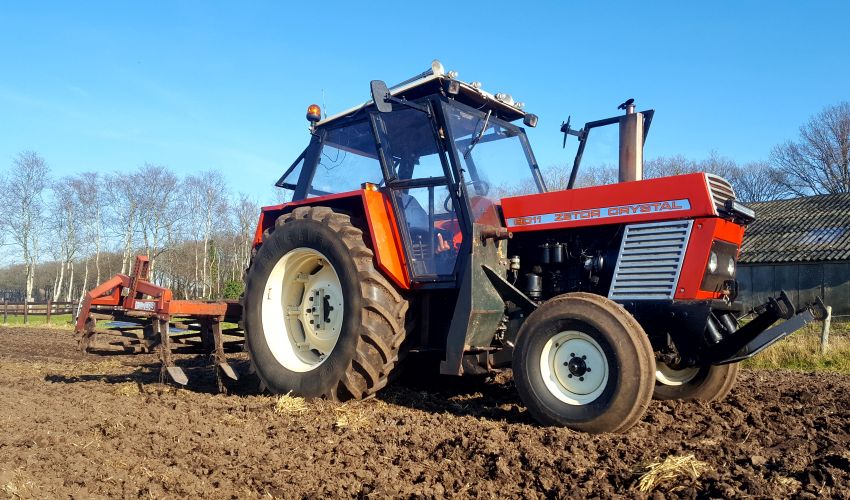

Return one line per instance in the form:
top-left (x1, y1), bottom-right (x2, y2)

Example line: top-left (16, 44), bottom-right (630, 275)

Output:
top-left (370, 80), bottom-right (430, 116)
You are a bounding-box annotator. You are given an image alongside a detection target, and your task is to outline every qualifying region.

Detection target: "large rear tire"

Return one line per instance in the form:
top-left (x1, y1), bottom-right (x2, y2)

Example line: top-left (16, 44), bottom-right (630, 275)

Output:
top-left (242, 206), bottom-right (408, 400)
top-left (513, 292), bottom-right (655, 433)
top-left (653, 362), bottom-right (739, 401)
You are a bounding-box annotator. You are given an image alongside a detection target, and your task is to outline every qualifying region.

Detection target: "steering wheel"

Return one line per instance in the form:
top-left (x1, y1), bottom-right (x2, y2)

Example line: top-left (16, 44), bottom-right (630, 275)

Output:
top-left (443, 180), bottom-right (491, 212)
top-left (443, 192), bottom-right (454, 213)
top-left (467, 180), bottom-right (490, 196)
top-left (408, 227), bottom-right (431, 246)
top-left (408, 226), bottom-right (456, 257)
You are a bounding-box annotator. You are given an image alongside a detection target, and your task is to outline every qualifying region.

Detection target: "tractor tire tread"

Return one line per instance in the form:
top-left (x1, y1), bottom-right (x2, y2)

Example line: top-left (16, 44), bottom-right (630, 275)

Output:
top-left (245, 206), bottom-right (407, 402)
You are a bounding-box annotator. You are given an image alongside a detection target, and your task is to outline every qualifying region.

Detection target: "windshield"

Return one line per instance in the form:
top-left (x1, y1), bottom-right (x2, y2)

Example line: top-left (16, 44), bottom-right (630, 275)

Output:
top-left (443, 102), bottom-right (542, 223)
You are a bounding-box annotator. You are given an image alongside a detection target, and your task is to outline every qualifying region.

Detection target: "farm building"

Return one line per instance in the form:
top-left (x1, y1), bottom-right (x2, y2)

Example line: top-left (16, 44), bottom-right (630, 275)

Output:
top-left (737, 193), bottom-right (850, 315)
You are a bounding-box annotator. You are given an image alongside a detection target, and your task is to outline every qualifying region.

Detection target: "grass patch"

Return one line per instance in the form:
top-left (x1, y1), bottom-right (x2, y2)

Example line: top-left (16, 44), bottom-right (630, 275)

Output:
top-left (1, 313), bottom-right (75, 328)
top-left (637, 454), bottom-right (709, 493)
top-left (742, 319), bottom-right (850, 374)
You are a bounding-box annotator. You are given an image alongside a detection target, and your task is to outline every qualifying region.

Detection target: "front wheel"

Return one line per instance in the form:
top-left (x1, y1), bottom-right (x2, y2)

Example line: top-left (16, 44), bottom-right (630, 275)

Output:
top-left (653, 362), bottom-right (739, 401)
top-left (513, 293), bottom-right (656, 433)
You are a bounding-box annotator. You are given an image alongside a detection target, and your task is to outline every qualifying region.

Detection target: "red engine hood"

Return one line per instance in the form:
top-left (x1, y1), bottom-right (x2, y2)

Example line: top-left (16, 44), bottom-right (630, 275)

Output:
top-left (500, 173), bottom-right (719, 231)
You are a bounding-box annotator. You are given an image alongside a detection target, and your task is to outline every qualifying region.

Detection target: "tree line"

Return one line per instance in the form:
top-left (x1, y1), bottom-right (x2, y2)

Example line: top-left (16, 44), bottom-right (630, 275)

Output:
top-left (0, 158), bottom-right (260, 303)
top-left (0, 101), bottom-right (847, 303)
top-left (543, 101), bottom-right (850, 200)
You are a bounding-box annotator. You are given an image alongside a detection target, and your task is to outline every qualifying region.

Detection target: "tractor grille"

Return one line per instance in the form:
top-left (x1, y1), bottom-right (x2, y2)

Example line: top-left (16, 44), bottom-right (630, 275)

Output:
top-left (705, 174), bottom-right (736, 213)
top-left (608, 220), bottom-right (693, 301)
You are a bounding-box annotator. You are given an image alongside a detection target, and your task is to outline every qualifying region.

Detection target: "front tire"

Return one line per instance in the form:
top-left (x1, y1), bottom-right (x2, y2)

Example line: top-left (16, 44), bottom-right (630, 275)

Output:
top-left (653, 362), bottom-right (739, 401)
top-left (242, 206), bottom-right (408, 400)
top-left (513, 293), bottom-right (655, 433)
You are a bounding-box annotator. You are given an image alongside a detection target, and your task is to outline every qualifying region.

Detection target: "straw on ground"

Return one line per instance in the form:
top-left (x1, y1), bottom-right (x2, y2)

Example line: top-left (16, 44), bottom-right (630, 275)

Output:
top-left (274, 393), bottom-right (308, 416)
top-left (637, 454), bottom-right (709, 493)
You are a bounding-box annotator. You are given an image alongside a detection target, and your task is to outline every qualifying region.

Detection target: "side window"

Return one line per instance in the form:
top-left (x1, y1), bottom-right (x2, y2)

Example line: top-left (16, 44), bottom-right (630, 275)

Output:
top-left (277, 157), bottom-right (304, 190)
top-left (375, 108), bottom-right (446, 180)
top-left (310, 121), bottom-right (383, 195)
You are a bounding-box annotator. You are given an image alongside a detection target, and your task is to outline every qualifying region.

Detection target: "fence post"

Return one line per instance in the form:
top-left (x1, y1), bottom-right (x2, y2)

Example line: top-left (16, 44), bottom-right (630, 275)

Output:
top-left (2, 299), bottom-right (6, 325)
top-left (820, 305), bottom-right (832, 354)
top-left (23, 300), bottom-right (28, 325)
top-left (46, 299), bottom-right (52, 325)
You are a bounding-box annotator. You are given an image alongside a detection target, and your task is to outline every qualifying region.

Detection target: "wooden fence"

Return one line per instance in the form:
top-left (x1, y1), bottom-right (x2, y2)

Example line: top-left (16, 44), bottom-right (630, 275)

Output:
top-left (1, 300), bottom-right (75, 325)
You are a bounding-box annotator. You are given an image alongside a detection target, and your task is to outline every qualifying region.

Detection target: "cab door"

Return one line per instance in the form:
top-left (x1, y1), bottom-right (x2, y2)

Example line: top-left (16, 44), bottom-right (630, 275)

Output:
top-left (372, 106), bottom-right (462, 282)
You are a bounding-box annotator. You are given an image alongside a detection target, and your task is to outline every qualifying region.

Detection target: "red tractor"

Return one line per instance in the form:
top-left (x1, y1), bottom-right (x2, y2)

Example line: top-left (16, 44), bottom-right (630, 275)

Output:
top-left (78, 61), bottom-right (825, 433)
top-left (239, 61), bottom-right (824, 432)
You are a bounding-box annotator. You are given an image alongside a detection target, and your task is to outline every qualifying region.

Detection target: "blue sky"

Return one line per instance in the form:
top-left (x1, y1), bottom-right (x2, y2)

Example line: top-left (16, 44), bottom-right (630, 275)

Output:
top-left (1, 1), bottom-right (848, 205)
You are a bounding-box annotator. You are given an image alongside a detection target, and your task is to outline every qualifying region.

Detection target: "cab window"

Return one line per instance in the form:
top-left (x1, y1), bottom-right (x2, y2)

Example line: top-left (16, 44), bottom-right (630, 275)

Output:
top-left (310, 121), bottom-right (383, 196)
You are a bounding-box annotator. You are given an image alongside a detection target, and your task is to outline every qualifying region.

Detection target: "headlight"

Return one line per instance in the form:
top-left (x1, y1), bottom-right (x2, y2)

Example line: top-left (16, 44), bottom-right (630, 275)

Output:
top-left (727, 257), bottom-right (735, 276)
top-left (708, 252), bottom-right (718, 273)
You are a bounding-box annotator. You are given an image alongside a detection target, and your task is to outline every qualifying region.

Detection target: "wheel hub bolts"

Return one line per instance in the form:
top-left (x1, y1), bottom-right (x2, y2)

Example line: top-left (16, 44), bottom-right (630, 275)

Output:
top-left (567, 355), bottom-right (588, 377)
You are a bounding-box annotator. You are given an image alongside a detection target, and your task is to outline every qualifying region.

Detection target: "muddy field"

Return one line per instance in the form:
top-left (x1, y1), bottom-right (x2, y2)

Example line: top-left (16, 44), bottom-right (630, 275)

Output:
top-left (1, 326), bottom-right (848, 499)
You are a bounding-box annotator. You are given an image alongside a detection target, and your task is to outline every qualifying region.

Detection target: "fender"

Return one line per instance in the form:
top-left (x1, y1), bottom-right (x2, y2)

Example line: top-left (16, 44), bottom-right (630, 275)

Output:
top-left (254, 189), bottom-right (410, 290)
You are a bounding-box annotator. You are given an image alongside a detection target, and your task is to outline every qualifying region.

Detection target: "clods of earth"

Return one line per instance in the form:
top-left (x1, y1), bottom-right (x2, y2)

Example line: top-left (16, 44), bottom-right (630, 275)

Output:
top-left (1, 326), bottom-right (848, 498)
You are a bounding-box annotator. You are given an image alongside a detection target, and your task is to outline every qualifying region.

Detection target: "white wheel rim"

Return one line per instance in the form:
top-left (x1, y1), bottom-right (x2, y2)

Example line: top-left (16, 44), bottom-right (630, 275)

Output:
top-left (261, 247), bottom-right (344, 372)
top-left (539, 330), bottom-right (609, 405)
top-left (655, 362), bottom-right (700, 386)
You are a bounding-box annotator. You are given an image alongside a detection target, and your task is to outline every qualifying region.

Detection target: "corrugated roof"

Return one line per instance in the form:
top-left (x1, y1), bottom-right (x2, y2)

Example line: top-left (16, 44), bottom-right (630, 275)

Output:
top-left (739, 193), bottom-right (850, 263)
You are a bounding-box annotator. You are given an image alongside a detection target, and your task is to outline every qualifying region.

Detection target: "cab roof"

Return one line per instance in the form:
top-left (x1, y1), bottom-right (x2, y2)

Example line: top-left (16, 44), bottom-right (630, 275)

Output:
top-left (316, 62), bottom-right (531, 128)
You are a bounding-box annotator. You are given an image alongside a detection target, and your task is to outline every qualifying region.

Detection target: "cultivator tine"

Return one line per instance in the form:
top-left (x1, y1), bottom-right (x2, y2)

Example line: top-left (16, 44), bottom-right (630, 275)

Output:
top-left (79, 318), bottom-right (96, 353)
top-left (211, 320), bottom-right (238, 392)
top-left (157, 318), bottom-right (188, 386)
top-left (166, 366), bottom-right (189, 386)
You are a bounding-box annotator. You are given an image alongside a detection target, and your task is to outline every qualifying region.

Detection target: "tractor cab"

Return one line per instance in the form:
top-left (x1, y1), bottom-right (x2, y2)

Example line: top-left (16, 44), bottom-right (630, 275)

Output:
top-left (276, 60), bottom-right (544, 283)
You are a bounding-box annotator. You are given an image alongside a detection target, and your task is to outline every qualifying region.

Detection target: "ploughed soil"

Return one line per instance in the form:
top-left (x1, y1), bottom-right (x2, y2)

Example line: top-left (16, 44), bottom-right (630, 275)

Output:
top-left (1, 326), bottom-right (849, 499)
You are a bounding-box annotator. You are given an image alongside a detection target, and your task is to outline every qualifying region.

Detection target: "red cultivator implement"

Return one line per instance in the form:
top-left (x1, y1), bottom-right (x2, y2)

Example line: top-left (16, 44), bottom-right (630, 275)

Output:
top-left (75, 256), bottom-right (243, 391)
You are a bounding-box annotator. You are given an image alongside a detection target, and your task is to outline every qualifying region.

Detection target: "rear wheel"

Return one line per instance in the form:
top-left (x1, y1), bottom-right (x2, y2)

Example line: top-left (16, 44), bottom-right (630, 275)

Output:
top-left (653, 362), bottom-right (739, 401)
top-left (513, 293), bottom-right (655, 433)
top-left (242, 206), bottom-right (408, 400)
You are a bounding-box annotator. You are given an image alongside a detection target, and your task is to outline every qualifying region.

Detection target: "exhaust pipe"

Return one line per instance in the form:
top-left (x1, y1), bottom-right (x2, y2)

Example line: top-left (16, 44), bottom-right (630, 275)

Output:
top-left (618, 100), bottom-right (644, 182)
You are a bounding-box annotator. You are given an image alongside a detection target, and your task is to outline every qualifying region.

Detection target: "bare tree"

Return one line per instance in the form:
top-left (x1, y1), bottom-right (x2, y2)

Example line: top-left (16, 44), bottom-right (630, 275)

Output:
top-left (183, 171), bottom-right (228, 298)
top-left (106, 173), bottom-right (142, 275)
top-left (49, 179), bottom-right (83, 301)
top-left (645, 153), bottom-right (788, 203)
top-left (645, 152), bottom-right (738, 180)
top-left (771, 101), bottom-right (850, 195)
top-left (575, 164), bottom-right (618, 188)
top-left (733, 161), bottom-right (790, 203)
top-left (182, 176), bottom-right (207, 297)
top-left (74, 173), bottom-right (105, 284)
top-left (0, 151), bottom-right (50, 301)
top-left (235, 194), bottom-right (259, 274)
top-left (136, 164), bottom-right (183, 274)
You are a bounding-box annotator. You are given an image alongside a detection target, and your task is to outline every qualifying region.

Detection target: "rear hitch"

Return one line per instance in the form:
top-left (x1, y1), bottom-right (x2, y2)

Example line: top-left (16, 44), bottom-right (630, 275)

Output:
top-left (710, 292), bottom-right (828, 364)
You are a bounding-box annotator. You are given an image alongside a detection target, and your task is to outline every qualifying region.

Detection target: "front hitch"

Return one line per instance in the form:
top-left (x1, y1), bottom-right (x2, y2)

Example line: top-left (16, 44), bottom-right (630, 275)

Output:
top-left (711, 291), bottom-right (828, 365)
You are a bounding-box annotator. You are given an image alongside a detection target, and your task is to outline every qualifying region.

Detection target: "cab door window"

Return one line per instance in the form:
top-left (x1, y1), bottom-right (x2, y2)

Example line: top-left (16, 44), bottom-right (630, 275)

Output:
top-left (374, 107), bottom-right (460, 278)
top-left (375, 108), bottom-right (448, 181)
